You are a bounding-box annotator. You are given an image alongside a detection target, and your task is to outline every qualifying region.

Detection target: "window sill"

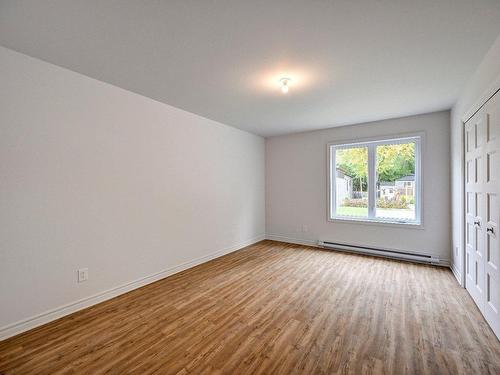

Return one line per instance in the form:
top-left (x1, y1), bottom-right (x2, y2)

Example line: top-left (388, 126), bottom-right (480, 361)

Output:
top-left (328, 216), bottom-right (424, 229)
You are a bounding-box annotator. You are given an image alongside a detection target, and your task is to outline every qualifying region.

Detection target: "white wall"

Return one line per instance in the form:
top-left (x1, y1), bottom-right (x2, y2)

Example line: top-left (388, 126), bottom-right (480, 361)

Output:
top-left (0, 46), bottom-right (265, 338)
top-left (266, 111), bottom-right (450, 261)
top-left (450, 33), bottom-right (500, 284)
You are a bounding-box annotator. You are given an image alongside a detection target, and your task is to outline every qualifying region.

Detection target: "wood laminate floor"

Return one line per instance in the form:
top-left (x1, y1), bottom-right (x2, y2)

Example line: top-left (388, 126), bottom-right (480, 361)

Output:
top-left (1, 240), bottom-right (499, 374)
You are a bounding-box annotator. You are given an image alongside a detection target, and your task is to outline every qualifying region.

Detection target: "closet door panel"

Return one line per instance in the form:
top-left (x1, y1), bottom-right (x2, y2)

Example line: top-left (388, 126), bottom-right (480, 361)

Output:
top-left (483, 93), bottom-right (500, 339)
top-left (465, 111), bottom-right (485, 309)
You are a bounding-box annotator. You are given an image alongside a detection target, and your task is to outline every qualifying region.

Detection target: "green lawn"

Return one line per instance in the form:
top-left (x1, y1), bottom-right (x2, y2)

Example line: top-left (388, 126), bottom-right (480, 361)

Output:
top-left (336, 205), bottom-right (414, 219)
top-left (336, 206), bottom-right (368, 216)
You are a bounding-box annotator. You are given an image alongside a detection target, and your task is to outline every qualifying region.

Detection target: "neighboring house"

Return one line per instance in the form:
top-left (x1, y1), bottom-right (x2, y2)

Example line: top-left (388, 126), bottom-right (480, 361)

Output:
top-left (336, 168), bottom-right (353, 205)
top-left (378, 174), bottom-right (415, 199)
top-left (395, 174), bottom-right (415, 197)
top-left (379, 181), bottom-right (395, 199)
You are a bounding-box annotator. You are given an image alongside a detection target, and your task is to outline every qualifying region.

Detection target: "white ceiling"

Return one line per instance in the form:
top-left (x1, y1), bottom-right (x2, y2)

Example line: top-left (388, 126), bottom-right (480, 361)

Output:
top-left (1, 1), bottom-right (500, 137)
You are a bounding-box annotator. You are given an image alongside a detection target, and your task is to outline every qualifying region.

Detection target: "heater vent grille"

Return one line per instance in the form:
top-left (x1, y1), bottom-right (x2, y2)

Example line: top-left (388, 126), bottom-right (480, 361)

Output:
top-left (318, 240), bottom-right (440, 264)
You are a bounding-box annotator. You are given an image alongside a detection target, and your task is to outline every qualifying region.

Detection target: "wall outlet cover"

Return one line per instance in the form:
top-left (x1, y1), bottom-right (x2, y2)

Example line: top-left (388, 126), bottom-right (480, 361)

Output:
top-left (77, 268), bottom-right (89, 283)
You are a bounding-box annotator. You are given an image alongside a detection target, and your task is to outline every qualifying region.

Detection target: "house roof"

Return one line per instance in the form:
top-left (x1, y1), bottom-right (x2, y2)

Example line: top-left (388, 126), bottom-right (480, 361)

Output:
top-left (379, 181), bottom-right (395, 187)
top-left (336, 167), bottom-right (353, 178)
top-left (396, 174), bottom-right (415, 181)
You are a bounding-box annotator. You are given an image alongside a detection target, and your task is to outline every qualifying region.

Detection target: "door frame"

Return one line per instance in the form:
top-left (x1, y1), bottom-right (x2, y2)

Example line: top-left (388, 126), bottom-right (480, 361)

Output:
top-left (460, 75), bottom-right (500, 288)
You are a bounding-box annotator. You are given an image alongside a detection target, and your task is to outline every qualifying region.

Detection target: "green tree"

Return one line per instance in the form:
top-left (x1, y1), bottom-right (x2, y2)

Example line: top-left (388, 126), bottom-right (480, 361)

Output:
top-left (335, 143), bottom-right (415, 191)
top-left (376, 143), bottom-right (415, 182)
top-left (336, 147), bottom-right (368, 191)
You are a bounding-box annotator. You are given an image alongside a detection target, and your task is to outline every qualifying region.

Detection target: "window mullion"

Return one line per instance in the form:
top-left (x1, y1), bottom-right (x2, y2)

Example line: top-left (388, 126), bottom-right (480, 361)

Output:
top-left (367, 144), bottom-right (376, 218)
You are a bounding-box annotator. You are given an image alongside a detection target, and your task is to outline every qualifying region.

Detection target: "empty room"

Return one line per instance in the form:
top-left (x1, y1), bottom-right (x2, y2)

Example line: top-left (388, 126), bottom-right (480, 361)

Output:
top-left (1, 1), bottom-right (500, 374)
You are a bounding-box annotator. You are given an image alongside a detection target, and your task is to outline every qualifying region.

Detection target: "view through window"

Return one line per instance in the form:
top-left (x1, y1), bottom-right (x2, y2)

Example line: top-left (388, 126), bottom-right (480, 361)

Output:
top-left (330, 136), bottom-right (420, 224)
top-left (335, 146), bottom-right (368, 218)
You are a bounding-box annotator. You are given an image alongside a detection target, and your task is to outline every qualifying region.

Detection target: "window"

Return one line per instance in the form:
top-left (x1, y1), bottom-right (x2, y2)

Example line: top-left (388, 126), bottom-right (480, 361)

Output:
top-left (328, 135), bottom-right (422, 225)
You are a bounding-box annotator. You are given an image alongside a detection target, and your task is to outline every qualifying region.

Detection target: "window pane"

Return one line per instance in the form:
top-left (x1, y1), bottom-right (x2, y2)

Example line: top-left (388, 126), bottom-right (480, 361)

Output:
top-left (375, 142), bottom-right (416, 221)
top-left (335, 146), bottom-right (368, 217)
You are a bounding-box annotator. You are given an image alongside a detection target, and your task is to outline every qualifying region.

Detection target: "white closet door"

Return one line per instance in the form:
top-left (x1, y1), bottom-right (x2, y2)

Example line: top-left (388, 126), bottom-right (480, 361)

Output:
top-left (483, 93), bottom-right (500, 339)
top-left (465, 90), bottom-right (500, 340)
top-left (465, 109), bottom-right (486, 309)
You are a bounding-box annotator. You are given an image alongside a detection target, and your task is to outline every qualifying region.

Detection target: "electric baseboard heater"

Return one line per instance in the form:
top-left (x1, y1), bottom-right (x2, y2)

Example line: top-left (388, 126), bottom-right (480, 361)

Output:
top-left (317, 240), bottom-right (441, 265)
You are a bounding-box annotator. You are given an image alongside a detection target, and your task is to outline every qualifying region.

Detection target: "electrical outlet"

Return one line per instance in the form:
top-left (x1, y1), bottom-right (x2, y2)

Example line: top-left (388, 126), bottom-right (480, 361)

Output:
top-left (77, 268), bottom-right (89, 283)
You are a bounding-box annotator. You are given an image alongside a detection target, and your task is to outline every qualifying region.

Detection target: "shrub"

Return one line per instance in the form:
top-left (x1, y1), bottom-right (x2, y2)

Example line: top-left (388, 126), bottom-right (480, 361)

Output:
top-left (343, 197), bottom-right (411, 209)
top-left (376, 197), bottom-right (409, 209)
top-left (401, 195), bottom-right (415, 205)
top-left (342, 198), bottom-right (368, 208)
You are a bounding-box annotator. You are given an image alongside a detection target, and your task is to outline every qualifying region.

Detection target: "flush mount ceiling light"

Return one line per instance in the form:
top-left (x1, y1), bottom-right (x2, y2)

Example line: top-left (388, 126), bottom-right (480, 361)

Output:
top-left (279, 77), bottom-right (291, 94)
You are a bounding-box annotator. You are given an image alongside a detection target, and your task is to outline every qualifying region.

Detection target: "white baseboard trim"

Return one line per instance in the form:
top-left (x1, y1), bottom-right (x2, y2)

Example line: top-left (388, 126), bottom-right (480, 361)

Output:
top-left (0, 234), bottom-right (265, 341)
top-left (266, 234), bottom-right (319, 248)
top-left (450, 263), bottom-right (463, 286)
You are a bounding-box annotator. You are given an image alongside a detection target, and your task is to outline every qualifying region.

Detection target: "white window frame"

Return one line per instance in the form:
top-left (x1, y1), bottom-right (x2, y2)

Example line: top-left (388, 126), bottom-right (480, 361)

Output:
top-left (327, 133), bottom-right (423, 227)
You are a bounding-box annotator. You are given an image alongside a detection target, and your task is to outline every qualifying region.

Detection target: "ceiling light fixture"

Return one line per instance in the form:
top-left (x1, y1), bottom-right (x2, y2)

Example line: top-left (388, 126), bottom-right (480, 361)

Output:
top-left (280, 77), bottom-right (291, 94)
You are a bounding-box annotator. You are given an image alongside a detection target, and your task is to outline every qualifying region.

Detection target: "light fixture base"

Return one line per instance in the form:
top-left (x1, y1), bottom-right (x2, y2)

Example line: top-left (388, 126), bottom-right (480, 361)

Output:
top-left (279, 77), bottom-right (291, 94)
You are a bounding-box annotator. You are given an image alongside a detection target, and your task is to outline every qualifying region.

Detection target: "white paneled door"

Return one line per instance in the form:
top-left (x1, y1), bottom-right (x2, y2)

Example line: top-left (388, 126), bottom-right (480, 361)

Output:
top-left (465, 90), bottom-right (500, 340)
